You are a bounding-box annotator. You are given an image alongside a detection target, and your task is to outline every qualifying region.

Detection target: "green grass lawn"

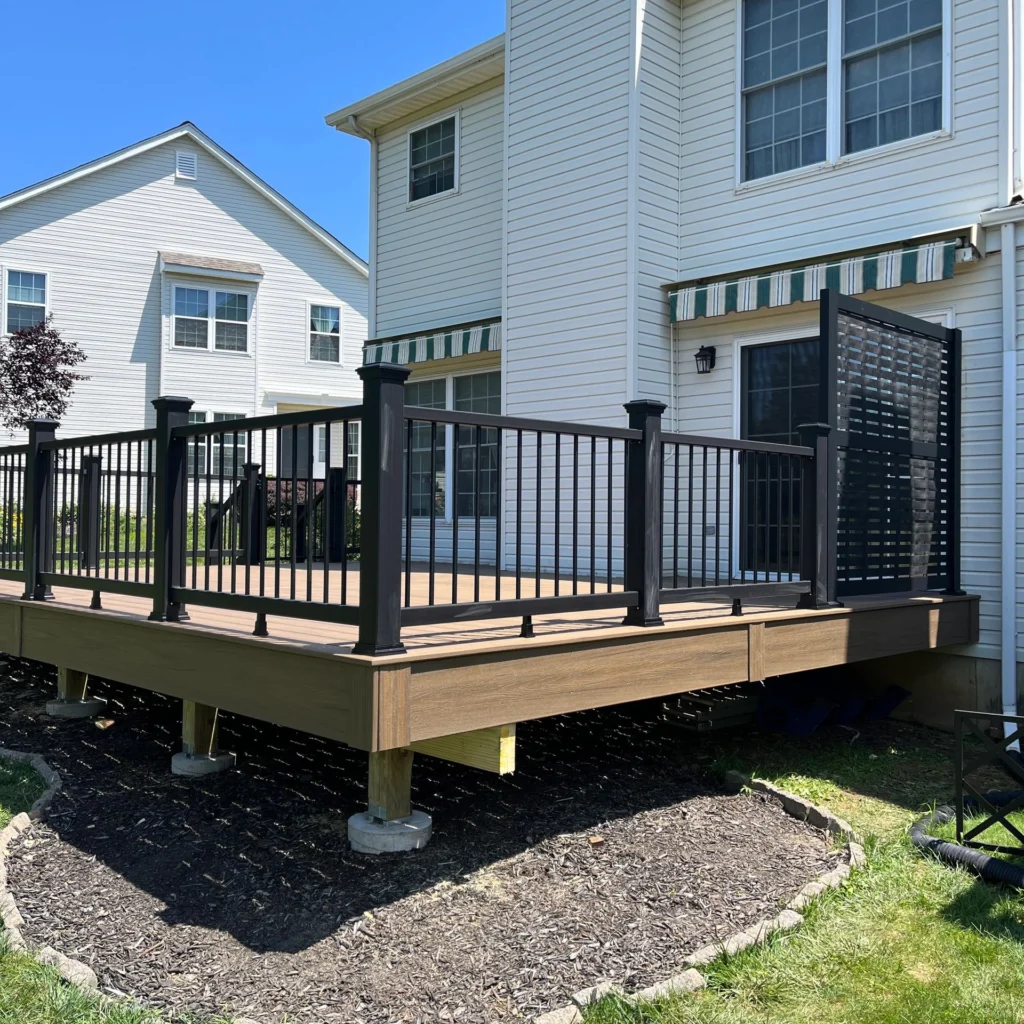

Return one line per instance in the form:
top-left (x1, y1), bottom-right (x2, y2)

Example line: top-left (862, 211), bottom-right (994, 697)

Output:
top-left (586, 725), bottom-right (1024, 1024)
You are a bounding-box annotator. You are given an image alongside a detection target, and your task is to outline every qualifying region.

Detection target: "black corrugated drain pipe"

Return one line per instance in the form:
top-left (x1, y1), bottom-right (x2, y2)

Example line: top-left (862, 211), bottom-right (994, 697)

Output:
top-left (910, 792), bottom-right (1024, 889)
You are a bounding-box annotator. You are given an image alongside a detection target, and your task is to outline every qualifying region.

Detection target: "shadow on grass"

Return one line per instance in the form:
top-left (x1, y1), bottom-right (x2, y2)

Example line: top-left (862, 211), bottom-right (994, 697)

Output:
top-left (941, 875), bottom-right (1024, 945)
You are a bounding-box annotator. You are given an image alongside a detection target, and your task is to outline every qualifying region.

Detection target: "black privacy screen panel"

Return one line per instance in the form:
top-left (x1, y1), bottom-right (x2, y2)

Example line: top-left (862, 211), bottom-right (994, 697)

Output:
top-left (832, 303), bottom-right (955, 596)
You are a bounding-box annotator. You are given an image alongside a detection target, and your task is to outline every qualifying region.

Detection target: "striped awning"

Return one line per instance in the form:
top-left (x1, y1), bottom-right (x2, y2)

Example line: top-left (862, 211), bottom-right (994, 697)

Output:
top-left (669, 237), bottom-right (971, 323)
top-left (363, 319), bottom-right (502, 366)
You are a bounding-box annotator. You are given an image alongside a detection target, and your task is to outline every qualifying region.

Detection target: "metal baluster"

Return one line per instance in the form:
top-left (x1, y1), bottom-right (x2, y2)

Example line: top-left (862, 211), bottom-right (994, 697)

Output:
top-left (474, 424), bottom-right (481, 603)
top-left (515, 429), bottom-right (522, 600)
top-left (687, 444), bottom-right (693, 588)
top-left (306, 424), bottom-right (314, 603)
top-left (554, 433), bottom-right (560, 597)
top-left (606, 437), bottom-right (612, 592)
top-left (535, 431), bottom-right (542, 598)
top-left (405, 418), bottom-right (413, 607)
top-left (452, 422), bottom-right (460, 605)
top-left (494, 426), bottom-right (502, 602)
top-left (572, 434), bottom-right (578, 595)
top-left (428, 421), bottom-right (437, 605)
top-left (289, 424), bottom-right (298, 601)
top-left (590, 436), bottom-right (596, 593)
top-left (715, 448), bottom-right (722, 586)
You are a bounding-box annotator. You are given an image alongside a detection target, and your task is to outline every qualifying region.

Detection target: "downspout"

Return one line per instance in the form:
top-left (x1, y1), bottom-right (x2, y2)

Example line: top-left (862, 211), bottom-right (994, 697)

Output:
top-left (346, 116), bottom-right (377, 341)
top-left (1000, 220), bottom-right (1019, 732)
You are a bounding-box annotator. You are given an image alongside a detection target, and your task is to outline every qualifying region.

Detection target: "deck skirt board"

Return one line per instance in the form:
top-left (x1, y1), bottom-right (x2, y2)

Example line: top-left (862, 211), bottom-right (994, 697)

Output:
top-left (0, 578), bottom-right (978, 753)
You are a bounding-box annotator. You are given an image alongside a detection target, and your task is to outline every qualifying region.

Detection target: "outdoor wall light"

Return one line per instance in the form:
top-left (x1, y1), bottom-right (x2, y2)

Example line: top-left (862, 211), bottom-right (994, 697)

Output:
top-left (695, 345), bottom-right (716, 374)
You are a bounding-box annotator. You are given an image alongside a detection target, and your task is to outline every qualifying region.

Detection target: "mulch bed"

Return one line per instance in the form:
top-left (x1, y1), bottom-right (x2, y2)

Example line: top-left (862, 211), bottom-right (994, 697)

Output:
top-left (1, 655), bottom-right (838, 1023)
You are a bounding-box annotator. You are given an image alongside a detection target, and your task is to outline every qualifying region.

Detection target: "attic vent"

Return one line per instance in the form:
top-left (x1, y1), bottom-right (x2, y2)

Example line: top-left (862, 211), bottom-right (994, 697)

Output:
top-left (175, 151), bottom-right (197, 180)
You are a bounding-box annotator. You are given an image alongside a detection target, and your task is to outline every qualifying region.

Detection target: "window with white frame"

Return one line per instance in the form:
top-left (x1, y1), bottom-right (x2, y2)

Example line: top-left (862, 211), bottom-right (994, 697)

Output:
top-left (186, 411), bottom-right (246, 476)
top-left (309, 305), bottom-right (341, 363)
top-left (404, 371), bottom-right (500, 519)
top-left (173, 286), bottom-right (250, 352)
top-left (741, 0), bottom-right (945, 180)
top-left (409, 116), bottom-right (457, 202)
top-left (5, 270), bottom-right (47, 334)
top-left (316, 421), bottom-right (360, 478)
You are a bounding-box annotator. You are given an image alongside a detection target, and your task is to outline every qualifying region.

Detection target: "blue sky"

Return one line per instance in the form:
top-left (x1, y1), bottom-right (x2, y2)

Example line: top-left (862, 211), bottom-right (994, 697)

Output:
top-left (1, 1), bottom-right (505, 262)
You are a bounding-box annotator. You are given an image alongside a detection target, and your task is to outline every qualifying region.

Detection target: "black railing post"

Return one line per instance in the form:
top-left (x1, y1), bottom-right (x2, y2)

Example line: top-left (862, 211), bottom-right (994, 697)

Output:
top-left (944, 327), bottom-right (964, 595)
top-left (354, 363), bottom-right (411, 655)
top-left (240, 461), bottom-right (263, 565)
top-left (623, 400), bottom-right (666, 627)
top-left (21, 418), bottom-right (58, 600)
top-left (149, 396), bottom-right (193, 622)
top-left (797, 422), bottom-right (839, 609)
top-left (79, 454), bottom-right (102, 569)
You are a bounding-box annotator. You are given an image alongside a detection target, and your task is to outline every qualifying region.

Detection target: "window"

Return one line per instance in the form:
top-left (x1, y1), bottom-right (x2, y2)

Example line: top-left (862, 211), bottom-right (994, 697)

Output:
top-left (5, 270), bottom-right (46, 334)
top-left (316, 421), bottom-right (360, 479)
top-left (406, 378), bottom-right (447, 516)
top-left (409, 116), bottom-right (457, 202)
top-left (741, 0), bottom-right (946, 180)
top-left (214, 292), bottom-right (248, 352)
top-left (212, 412), bottom-right (247, 475)
top-left (743, 0), bottom-right (828, 179)
top-left (310, 305), bottom-right (340, 363)
top-left (186, 411), bottom-right (246, 476)
top-left (174, 288), bottom-right (209, 348)
top-left (173, 286), bottom-right (250, 352)
top-left (454, 371), bottom-right (500, 517)
top-left (843, 0), bottom-right (942, 153)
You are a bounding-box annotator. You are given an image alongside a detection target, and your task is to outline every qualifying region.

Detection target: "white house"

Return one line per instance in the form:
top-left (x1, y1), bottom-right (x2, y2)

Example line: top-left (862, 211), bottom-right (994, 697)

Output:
top-left (0, 123), bottom-right (369, 460)
top-left (326, 0), bottom-right (1023, 723)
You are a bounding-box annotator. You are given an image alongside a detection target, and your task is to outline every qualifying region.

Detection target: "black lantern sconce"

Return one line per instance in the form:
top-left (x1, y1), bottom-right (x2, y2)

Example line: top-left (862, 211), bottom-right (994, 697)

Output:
top-left (694, 345), bottom-right (716, 374)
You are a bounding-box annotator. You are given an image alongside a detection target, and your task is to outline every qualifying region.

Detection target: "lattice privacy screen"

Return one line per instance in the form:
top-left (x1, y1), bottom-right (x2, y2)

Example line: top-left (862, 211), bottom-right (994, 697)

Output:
top-left (832, 304), bottom-right (956, 596)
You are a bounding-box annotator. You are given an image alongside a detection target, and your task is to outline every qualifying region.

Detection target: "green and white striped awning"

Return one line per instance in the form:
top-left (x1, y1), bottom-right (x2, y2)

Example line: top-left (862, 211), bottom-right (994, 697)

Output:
top-left (363, 319), bottom-right (502, 366)
top-left (669, 237), bottom-right (969, 323)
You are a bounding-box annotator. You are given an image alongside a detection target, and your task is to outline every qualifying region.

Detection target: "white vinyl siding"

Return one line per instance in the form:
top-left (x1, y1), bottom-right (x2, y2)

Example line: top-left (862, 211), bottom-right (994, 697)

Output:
top-left (0, 137), bottom-right (366, 442)
top-left (672, 256), bottom-right (1007, 659)
top-left (504, 0), bottom-right (632, 425)
top-left (678, 0), bottom-right (996, 282)
top-left (637, 0), bottom-right (684, 407)
top-left (374, 83), bottom-right (503, 336)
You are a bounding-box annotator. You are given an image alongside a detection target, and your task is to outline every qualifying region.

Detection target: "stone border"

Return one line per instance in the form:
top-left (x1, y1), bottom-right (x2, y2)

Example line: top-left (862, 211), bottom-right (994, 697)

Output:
top-left (0, 747), bottom-right (99, 991)
top-left (534, 773), bottom-right (867, 1023)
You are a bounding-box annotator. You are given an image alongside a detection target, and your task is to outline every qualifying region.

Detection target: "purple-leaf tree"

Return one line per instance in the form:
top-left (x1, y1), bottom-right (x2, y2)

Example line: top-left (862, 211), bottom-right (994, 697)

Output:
top-left (0, 315), bottom-right (87, 429)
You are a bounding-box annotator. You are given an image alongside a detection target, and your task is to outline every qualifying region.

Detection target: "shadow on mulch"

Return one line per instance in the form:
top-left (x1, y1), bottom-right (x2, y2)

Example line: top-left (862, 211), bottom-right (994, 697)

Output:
top-left (1, 656), bottom-right (837, 1022)
top-left (1, 655), bottom-right (734, 954)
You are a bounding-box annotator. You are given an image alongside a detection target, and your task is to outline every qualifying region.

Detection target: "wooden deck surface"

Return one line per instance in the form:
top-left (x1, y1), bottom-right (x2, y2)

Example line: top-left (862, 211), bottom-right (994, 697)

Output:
top-left (0, 567), bottom-right (788, 655)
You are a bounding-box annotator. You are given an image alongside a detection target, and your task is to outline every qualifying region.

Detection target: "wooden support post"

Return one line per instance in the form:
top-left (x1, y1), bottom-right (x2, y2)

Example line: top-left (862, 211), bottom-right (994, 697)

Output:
top-left (182, 700), bottom-right (219, 757)
top-left (57, 667), bottom-right (88, 703)
top-left (367, 748), bottom-right (414, 822)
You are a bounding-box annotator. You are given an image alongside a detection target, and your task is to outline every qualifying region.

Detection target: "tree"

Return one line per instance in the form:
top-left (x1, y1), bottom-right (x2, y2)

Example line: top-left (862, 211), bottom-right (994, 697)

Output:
top-left (0, 315), bottom-right (87, 429)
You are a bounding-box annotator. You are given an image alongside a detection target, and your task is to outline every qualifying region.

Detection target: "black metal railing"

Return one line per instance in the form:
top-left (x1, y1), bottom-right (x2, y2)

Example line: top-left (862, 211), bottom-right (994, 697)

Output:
top-left (660, 432), bottom-right (817, 609)
top-left (0, 445), bottom-right (27, 581)
top-left (398, 405), bottom-right (636, 628)
top-left (0, 363), bottom-right (875, 653)
top-left (41, 429), bottom-right (157, 601)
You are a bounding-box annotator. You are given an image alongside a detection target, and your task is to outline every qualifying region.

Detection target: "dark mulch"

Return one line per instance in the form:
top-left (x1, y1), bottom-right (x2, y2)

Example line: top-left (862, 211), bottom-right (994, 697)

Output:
top-left (1, 656), bottom-right (838, 1024)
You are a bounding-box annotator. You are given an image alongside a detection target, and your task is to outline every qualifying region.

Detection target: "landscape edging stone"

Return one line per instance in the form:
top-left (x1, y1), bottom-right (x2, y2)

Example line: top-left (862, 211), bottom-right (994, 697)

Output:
top-left (534, 772), bottom-right (866, 1023)
top-left (0, 746), bottom-right (98, 991)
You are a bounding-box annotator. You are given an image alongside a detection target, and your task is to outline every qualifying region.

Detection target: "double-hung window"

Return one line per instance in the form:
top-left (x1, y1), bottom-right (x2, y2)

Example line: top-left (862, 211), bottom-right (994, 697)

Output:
top-left (409, 116), bottom-right (457, 202)
top-left (406, 379), bottom-right (448, 516)
top-left (743, 0), bottom-right (828, 180)
top-left (843, 0), bottom-right (943, 153)
top-left (173, 286), bottom-right (250, 352)
top-left (741, 0), bottom-right (945, 180)
top-left (404, 371), bottom-right (501, 519)
top-left (310, 305), bottom-right (341, 362)
top-left (187, 411), bottom-right (246, 476)
top-left (5, 270), bottom-right (47, 334)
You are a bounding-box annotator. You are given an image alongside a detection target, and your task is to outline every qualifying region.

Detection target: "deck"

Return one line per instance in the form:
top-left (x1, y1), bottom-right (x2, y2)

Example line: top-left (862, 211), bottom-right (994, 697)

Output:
top-left (0, 571), bottom-right (978, 753)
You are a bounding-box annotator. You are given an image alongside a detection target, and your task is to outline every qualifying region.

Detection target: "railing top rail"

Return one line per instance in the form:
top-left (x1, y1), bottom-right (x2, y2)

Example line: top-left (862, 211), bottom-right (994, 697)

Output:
top-left (172, 403), bottom-right (363, 439)
top-left (0, 444), bottom-right (29, 457)
top-left (40, 428), bottom-right (157, 451)
top-left (405, 406), bottom-right (643, 442)
top-left (662, 431), bottom-right (814, 458)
